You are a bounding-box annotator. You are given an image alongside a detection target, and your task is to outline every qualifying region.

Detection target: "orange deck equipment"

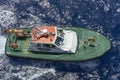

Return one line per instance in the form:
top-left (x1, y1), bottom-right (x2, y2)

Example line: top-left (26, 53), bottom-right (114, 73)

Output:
top-left (31, 26), bottom-right (56, 44)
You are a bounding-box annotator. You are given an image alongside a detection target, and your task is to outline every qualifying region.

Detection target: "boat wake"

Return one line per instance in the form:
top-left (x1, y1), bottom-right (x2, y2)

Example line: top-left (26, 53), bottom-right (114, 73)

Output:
top-left (0, 35), bottom-right (7, 55)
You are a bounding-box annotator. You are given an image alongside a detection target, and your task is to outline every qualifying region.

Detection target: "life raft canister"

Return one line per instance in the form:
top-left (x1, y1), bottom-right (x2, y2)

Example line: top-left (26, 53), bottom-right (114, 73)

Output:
top-left (9, 29), bottom-right (14, 33)
top-left (88, 37), bottom-right (95, 42)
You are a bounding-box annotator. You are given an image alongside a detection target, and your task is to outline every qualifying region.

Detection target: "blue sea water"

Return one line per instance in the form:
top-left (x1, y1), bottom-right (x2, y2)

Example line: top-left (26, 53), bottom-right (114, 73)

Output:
top-left (0, 0), bottom-right (120, 80)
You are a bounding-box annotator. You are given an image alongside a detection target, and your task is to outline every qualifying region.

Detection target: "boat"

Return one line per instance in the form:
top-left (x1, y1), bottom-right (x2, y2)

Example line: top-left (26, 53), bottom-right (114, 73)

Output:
top-left (5, 26), bottom-right (111, 61)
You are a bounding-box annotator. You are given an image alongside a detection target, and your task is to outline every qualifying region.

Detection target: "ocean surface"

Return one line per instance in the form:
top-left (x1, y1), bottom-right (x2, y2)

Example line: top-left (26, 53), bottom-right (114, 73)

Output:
top-left (0, 0), bottom-right (120, 80)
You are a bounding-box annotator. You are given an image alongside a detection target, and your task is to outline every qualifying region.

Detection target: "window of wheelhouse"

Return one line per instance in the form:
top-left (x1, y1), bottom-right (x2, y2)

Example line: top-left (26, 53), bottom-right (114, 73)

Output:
top-left (30, 43), bottom-right (56, 48)
top-left (55, 36), bottom-right (64, 47)
top-left (39, 43), bottom-right (56, 48)
top-left (57, 29), bottom-right (64, 38)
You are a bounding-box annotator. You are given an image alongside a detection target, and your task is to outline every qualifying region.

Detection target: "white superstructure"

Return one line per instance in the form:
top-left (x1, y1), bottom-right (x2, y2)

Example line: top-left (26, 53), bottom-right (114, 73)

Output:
top-left (28, 26), bottom-right (77, 53)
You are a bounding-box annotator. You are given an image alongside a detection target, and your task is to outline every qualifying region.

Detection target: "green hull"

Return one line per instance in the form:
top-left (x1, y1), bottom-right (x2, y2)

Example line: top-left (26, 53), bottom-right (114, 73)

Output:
top-left (5, 27), bottom-right (111, 61)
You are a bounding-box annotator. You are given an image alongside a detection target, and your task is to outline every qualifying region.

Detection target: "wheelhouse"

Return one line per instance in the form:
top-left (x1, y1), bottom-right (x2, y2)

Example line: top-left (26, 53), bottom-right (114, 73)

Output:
top-left (28, 26), bottom-right (77, 53)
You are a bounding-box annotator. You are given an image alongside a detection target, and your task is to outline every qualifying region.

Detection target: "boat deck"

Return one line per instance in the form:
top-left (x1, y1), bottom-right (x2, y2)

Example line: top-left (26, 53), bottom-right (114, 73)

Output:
top-left (5, 27), bottom-right (111, 61)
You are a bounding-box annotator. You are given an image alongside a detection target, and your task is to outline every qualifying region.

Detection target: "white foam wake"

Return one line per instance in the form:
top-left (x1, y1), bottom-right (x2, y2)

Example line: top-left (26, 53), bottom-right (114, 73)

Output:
top-left (0, 35), bottom-right (7, 55)
top-left (12, 66), bottom-right (56, 80)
